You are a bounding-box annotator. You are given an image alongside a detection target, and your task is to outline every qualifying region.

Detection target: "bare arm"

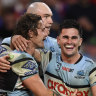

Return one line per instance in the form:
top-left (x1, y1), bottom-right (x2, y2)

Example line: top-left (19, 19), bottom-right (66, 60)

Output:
top-left (11, 35), bottom-right (29, 51)
top-left (25, 46), bottom-right (77, 96)
top-left (23, 74), bottom-right (77, 96)
top-left (91, 85), bottom-right (96, 96)
top-left (22, 74), bottom-right (53, 96)
top-left (0, 55), bottom-right (11, 72)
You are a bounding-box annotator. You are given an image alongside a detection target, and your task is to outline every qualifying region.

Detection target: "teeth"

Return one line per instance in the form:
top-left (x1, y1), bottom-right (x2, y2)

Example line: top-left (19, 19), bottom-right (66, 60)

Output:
top-left (65, 45), bottom-right (73, 48)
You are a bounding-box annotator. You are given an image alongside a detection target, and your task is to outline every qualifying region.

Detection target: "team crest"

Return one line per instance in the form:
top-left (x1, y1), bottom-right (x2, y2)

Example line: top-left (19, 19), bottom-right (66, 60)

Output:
top-left (75, 70), bottom-right (85, 79)
top-left (22, 61), bottom-right (37, 70)
top-left (0, 46), bottom-right (7, 54)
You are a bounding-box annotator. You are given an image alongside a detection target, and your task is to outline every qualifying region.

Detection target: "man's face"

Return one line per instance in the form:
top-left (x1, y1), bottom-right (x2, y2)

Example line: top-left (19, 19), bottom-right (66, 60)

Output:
top-left (57, 28), bottom-right (82, 57)
top-left (30, 20), bottom-right (47, 48)
top-left (36, 5), bottom-right (53, 36)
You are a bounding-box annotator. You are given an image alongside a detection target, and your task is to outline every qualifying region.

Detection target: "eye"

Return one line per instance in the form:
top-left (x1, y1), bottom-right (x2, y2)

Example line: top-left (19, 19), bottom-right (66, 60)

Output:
top-left (44, 16), bottom-right (48, 19)
top-left (63, 36), bottom-right (68, 39)
top-left (42, 28), bottom-right (45, 31)
top-left (72, 36), bottom-right (78, 39)
top-left (44, 14), bottom-right (50, 19)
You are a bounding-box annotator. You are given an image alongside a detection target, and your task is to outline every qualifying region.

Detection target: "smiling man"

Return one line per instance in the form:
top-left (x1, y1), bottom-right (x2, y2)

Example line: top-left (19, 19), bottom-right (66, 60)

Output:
top-left (33, 19), bottom-right (96, 96)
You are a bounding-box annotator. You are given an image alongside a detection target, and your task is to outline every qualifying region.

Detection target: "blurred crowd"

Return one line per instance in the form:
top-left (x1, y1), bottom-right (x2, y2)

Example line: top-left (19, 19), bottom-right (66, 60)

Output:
top-left (0, 0), bottom-right (96, 62)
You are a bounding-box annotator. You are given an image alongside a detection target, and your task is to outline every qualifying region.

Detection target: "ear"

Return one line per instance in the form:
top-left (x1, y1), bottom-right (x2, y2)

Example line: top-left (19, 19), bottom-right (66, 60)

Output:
top-left (79, 38), bottom-right (83, 46)
top-left (28, 30), bottom-right (34, 38)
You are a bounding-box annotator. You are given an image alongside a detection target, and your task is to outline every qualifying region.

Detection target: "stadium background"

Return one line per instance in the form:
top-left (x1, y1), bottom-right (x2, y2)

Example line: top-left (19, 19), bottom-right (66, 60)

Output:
top-left (0, 0), bottom-right (96, 62)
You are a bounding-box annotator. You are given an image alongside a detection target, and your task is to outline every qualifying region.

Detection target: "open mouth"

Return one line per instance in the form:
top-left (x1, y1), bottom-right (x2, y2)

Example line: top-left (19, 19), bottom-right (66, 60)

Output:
top-left (65, 45), bottom-right (74, 50)
top-left (43, 38), bottom-right (46, 41)
top-left (46, 26), bottom-right (51, 30)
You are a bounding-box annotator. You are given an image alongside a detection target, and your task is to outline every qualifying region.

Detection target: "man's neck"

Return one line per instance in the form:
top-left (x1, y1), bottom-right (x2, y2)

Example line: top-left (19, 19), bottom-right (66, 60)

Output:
top-left (61, 53), bottom-right (81, 64)
top-left (26, 42), bottom-right (35, 56)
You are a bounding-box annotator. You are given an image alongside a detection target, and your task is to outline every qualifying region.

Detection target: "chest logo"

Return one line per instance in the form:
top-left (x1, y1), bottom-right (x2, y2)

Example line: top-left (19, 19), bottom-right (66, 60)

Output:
top-left (75, 70), bottom-right (85, 79)
top-left (62, 66), bottom-right (74, 72)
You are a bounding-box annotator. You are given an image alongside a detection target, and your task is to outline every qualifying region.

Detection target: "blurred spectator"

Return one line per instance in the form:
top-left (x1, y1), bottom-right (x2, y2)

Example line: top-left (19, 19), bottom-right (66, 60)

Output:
top-left (0, 0), bottom-right (32, 40)
top-left (65, 0), bottom-right (79, 6)
top-left (65, 0), bottom-right (96, 42)
top-left (1, 0), bottom-right (17, 7)
top-left (90, 0), bottom-right (96, 5)
top-left (14, 0), bottom-right (32, 17)
top-left (82, 35), bottom-right (96, 62)
top-left (0, 7), bottom-right (16, 39)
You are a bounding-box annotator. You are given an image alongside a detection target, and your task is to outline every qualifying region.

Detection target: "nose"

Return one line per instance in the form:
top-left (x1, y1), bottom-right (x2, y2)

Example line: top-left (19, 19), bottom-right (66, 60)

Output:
top-left (67, 38), bottom-right (72, 44)
top-left (49, 18), bottom-right (53, 24)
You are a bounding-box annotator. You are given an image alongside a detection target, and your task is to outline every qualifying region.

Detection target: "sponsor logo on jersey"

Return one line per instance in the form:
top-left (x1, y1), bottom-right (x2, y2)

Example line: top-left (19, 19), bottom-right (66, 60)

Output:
top-left (47, 79), bottom-right (89, 96)
top-left (22, 61), bottom-right (37, 70)
top-left (0, 46), bottom-right (7, 54)
top-left (62, 66), bottom-right (74, 72)
top-left (24, 70), bottom-right (37, 76)
top-left (75, 70), bottom-right (85, 79)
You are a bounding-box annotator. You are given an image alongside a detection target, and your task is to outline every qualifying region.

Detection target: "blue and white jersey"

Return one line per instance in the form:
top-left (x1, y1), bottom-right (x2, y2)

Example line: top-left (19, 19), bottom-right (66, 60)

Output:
top-left (0, 42), bottom-right (38, 96)
top-left (1, 36), bottom-right (61, 53)
top-left (40, 51), bottom-right (96, 96)
top-left (44, 36), bottom-right (60, 53)
top-left (2, 37), bottom-right (11, 45)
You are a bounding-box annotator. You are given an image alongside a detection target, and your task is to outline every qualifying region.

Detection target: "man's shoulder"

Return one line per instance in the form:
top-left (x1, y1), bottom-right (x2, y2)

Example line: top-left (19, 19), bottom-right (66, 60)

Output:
top-left (83, 55), bottom-right (94, 64)
top-left (2, 37), bottom-right (11, 45)
top-left (44, 36), bottom-right (60, 52)
top-left (11, 50), bottom-right (33, 59)
top-left (46, 36), bottom-right (56, 41)
top-left (45, 36), bottom-right (57, 44)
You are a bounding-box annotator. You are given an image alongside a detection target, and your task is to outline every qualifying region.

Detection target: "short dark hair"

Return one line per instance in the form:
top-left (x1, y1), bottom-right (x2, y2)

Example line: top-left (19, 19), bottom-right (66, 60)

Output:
top-left (58, 19), bottom-right (83, 38)
top-left (14, 13), bottom-right (42, 39)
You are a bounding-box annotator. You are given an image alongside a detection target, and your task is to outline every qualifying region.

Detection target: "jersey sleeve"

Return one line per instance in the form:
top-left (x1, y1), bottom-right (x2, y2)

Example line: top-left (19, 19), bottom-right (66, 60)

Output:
top-left (9, 52), bottom-right (38, 77)
top-left (0, 37), bottom-right (12, 56)
top-left (89, 62), bottom-right (96, 87)
top-left (85, 57), bottom-right (96, 87)
top-left (2, 37), bottom-right (11, 45)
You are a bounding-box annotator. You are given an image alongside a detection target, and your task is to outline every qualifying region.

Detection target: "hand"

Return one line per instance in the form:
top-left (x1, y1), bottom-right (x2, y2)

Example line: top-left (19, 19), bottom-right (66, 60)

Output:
top-left (0, 55), bottom-right (11, 72)
top-left (11, 35), bottom-right (30, 51)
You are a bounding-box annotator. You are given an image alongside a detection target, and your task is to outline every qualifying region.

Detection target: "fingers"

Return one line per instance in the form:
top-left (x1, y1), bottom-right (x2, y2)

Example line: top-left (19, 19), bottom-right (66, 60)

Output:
top-left (12, 35), bottom-right (29, 51)
top-left (14, 39), bottom-right (24, 51)
top-left (0, 69), bottom-right (8, 72)
top-left (0, 55), bottom-right (11, 72)
top-left (0, 64), bottom-right (10, 70)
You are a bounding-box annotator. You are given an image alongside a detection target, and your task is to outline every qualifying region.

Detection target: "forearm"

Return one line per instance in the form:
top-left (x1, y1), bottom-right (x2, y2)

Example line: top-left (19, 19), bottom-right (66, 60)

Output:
top-left (22, 74), bottom-right (55, 96)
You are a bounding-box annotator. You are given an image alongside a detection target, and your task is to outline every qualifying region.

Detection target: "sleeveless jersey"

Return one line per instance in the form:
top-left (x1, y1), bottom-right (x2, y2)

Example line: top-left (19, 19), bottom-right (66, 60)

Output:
top-left (40, 51), bottom-right (96, 96)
